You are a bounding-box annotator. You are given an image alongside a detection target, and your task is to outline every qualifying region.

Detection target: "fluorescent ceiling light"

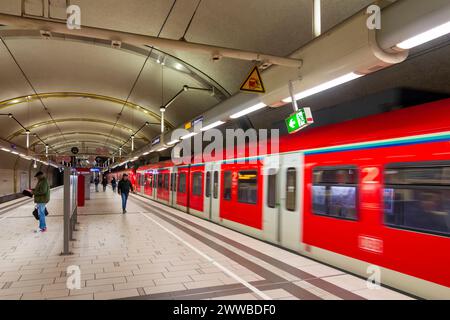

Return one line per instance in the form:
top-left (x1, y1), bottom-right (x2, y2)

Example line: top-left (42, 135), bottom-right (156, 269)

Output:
top-left (167, 139), bottom-right (180, 145)
top-left (230, 103), bottom-right (266, 119)
top-left (157, 147), bottom-right (167, 152)
top-left (201, 120), bottom-right (225, 131)
top-left (282, 72), bottom-right (363, 103)
top-left (174, 63), bottom-right (183, 70)
top-left (1, 148), bottom-right (11, 152)
top-left (180, 132), bottom-right (198, 140)
top-left (396, 21), bottom-right (450, 49)
top-left (142, 152), bottom-right (150, 156)
top-left (11, 151), bottom-right (19, 155)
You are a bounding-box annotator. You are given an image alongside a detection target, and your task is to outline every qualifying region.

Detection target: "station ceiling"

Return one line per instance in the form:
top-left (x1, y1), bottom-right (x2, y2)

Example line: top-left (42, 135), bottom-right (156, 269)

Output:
top-left (0, 0), bottom-right (448, 159)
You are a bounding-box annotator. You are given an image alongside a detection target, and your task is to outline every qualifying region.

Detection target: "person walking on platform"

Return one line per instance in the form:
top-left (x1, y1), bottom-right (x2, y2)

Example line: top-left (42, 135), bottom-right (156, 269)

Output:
top-left (118, 174), bottom-right (133, 214)
top-left (94, 176), bottom-right (99, 192)
top-left (111, 177), bottom-right (117, 193)
top-left (32, 171), bottom-right (50, 233)
top-left (102, 175), bottom-right (108, 192)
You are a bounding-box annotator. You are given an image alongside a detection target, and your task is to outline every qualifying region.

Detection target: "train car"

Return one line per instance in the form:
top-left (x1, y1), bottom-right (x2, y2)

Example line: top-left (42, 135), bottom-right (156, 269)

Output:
top-left (134, 99), bottom-right (450, 299)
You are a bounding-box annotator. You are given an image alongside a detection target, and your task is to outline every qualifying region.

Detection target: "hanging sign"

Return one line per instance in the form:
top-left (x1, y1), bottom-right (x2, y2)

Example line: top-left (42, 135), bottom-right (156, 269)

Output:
top-left (240, 66), bottom-right (266, 93)
top-left (285, 107), bottom-right (314, 134)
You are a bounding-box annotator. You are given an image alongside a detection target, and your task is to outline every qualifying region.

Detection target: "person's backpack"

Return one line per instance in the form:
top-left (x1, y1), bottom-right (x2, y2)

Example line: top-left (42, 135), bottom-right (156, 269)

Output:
top-left (32, 207), bottom-right (49, 220)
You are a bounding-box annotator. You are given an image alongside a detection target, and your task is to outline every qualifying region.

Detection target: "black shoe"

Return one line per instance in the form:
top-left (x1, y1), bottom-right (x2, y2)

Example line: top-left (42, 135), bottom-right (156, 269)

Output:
top-left (123, 209), bottom-right (126, 214)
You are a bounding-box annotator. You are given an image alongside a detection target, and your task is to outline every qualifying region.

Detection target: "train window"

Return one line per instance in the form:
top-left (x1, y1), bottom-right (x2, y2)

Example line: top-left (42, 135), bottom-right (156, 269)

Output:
top-left (223, 171), bottom-right (232, 200)
top-left (286, 168), bottom-right (297, 211)
top-left (384, 163), bottom-right (450, 237)
top-left (267, 169), bottom-right (277, 208)
top-left (238, 171), bottom-right (258, 204)
top-left (192, 172), bottom-right (202, 196)
top-left (312, 167), bottom-right (357, 220)
top-left (164, 173), bottom-right (169, 190)
top-left (153, 174), bottom-right (157, 188)
top-left (206, 172), bottom-right (211, 198)
top-left (213, 171), bottom-right (219, 199)
top-left (158, 174), bottom-right (164, 189)
top-left (178, 173), bottom-right (186, 193)
top-left (171, 173), bottom-right (176, 191)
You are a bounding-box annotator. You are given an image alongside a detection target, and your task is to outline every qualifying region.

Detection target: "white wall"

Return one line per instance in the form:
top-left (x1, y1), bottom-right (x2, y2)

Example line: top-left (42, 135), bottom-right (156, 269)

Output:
top-left (0, 151), bottom-right (60, 198)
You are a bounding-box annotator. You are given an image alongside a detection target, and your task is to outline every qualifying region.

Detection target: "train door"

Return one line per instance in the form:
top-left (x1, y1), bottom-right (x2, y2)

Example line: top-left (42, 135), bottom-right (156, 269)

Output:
top-left (204, 163), bottom-right (214, 219)
top-left (277, 152), bottom-right (303, 251)
top-left (170, 168), bottom-right (177, 207)
top-left (262, 155), bottom-right (280, 243)
top-left (153, 172), bottom-right (158, 199)
top-left (210, 161), bottom-right (221, 223)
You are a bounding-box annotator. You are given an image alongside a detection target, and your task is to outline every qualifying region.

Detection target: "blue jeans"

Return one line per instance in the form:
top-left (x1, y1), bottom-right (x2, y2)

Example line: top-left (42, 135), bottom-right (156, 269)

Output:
top-left (36, 203), bottom-right (47, 230)
top-left (121, 192), bottom-right (129, 211)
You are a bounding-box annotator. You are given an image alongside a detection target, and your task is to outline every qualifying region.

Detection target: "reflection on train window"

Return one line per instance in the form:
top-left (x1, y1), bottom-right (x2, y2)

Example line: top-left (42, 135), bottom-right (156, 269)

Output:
top-left (157, 174), bottom-right (163, 189)
top-left (171, 173), bottom-right (176, 191)
top-left (238, 171), bottom-right (258, 204)
top-left (147, 175), bottom-right (153, 188)
top-left (267, 169), bottom-right (277, 208)
top-left (206, 172), bottom-right (211, 198)
top-left (384, 164), bottom-right (450, 237)
top-left (192, 172), bottom-right (202, 196)
top-left (312, 167), bottom-right (357, 220)
top-left (223, 171), bottom-right (232, 200)
top-left (178, 173), bottom-right (186, 193)
top-left (153, 174), bottom-right (158, 188)
top-left (286, 168), bottom-right (296, 211)
top-left (213, 171), bottom-right (219, 199)
top-left (164, 173), bottom-right (169, 190)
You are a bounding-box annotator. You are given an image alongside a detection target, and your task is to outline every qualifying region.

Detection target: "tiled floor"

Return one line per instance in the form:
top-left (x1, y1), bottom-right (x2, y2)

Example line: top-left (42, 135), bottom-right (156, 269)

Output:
top-left (0, 186), bottom-right (414, 300)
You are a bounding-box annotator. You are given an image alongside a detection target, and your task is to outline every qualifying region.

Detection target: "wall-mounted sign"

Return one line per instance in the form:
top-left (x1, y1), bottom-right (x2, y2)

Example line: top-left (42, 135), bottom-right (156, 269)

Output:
top-left (240, 66), bottom-right (265, 93)
top-left (191, 115), bottom-right (203, 127)
top-left (151, 136), bottom-right (161, 146)
top-left (71, 147), bottom-right (79, 155)
top-left (285, 107), bottom-right (314, 134)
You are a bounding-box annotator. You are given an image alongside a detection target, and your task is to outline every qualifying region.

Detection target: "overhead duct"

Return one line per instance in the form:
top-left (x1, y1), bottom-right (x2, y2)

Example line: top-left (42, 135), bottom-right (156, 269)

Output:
top-left (261, 8), bottom-right (408, 106)
top-left (0, 13), bottom-right (302, 68)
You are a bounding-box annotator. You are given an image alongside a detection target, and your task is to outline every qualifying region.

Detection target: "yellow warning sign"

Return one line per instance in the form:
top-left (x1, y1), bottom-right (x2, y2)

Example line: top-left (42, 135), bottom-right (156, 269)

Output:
top-left (240, 66), bottom-right (265, 93)
top-left (184, 122), bottom-right (192, 130)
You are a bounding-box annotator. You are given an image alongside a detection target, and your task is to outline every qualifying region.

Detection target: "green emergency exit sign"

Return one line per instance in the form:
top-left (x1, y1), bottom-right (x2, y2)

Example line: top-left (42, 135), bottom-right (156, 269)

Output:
top-left (285, 107), bottom-right (314, 134)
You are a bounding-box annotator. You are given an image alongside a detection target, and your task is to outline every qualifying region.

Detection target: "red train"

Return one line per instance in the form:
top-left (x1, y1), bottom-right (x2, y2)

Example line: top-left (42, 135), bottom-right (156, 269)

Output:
top-left (115, 99), bottom-right (450, 299)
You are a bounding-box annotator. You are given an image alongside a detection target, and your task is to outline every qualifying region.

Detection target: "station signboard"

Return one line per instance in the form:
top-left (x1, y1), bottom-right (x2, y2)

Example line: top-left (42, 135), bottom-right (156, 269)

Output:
top-left (285, 107), bottom-right (314, 134)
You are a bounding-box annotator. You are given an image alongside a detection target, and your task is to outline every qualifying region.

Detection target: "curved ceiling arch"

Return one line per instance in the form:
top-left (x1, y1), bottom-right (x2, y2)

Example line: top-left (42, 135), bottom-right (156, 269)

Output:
top-left (8, 118), bottom-right (151, 142)
top-left (0, 29), bottom-right (230, 100)
top-left (31, 132), bottom-right (128, 149)
top-left (51, 141), bottom-right (122, 153)
top-left (0, 92), bottom-right (173, 129)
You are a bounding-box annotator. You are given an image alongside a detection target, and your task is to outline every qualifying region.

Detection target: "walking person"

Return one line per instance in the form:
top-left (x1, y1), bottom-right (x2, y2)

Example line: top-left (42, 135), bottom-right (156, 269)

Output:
top-left (118, 174), bottom-right (133, 214)
top-left (111, 177), bottom-right (117, 193)
top-left (102, 175), bottom-right (108, 192)
top-left (94, 175), bottom-right (99, 192)
top-left (32, 171), bottom-right (50, 233)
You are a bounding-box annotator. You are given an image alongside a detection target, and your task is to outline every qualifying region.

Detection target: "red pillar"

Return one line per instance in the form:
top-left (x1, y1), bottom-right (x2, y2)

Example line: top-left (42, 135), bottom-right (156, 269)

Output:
top-left (77, 174), bottom-right (85, 207)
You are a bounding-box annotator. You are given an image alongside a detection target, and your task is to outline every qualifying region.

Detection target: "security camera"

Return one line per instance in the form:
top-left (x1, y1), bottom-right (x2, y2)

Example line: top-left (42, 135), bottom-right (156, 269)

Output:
top-left (111, 40), bottom-right (122, 49)
top-left (40, 30), bottom-right (52, 39)
top-left (212, 53), bottom-right (222, 62)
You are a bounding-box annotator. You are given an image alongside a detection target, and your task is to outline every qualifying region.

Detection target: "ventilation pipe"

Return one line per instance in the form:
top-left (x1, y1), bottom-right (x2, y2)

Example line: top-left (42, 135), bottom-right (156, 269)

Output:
top-left (0, 13), bottom-right (302, 68)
